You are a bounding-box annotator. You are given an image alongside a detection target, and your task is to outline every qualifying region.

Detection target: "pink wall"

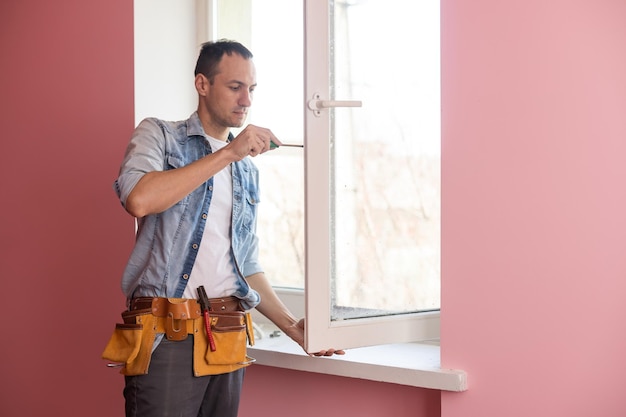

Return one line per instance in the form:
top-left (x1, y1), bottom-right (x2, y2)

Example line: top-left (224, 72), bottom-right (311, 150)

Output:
top-left (441, 0), bottom-right (626, 416)
top-left (240, 366), bottom-right (440, 417)
top-left (1, 1), bottom-right (133, 415)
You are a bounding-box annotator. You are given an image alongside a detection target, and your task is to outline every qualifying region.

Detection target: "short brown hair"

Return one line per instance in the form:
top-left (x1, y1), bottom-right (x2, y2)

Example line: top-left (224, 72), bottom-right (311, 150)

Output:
top-left (194, 39), bottom-right (253, 83)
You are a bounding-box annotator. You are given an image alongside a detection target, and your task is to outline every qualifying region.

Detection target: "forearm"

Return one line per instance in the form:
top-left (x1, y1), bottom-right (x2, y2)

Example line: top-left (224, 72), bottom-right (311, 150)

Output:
top-left (245, 273), bottom-right (298, 332)
top-left (125, 146), bottom-right (237, 217)
top-left (246, 271), bottom-right (345, 357)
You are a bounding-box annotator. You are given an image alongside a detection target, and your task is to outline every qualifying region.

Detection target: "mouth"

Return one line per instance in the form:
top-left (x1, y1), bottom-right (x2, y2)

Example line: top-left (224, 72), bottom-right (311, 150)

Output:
top-left (231, 110), bottom-right (248, 126)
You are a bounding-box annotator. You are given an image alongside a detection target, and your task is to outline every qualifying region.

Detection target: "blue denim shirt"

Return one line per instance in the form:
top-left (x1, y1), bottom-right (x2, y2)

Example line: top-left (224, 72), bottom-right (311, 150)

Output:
top-left (114, 112), bottom-right (262, 309)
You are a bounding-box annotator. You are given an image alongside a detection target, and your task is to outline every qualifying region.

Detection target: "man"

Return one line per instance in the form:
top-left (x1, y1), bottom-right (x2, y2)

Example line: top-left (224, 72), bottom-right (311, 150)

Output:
top-left (111, 40), bottom-right (343, 417)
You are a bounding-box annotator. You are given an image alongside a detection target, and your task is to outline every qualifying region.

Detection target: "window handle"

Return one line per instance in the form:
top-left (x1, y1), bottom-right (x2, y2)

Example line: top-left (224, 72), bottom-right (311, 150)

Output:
top-left (307, 93), bottom-right (362, 117)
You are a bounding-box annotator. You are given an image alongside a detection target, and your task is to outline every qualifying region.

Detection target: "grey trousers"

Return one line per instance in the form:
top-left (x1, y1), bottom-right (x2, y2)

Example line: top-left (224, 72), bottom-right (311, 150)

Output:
top-left (124, 336), bottom-right (245, 417)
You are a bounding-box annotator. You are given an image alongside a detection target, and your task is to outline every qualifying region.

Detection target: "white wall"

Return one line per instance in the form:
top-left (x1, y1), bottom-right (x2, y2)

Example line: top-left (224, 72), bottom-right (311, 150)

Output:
top-left (134, 0), bottom-right (198, 124)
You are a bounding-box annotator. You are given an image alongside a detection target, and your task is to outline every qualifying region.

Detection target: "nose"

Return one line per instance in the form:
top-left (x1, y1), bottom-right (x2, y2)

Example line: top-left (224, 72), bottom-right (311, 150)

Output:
top-left (239, 90), bottom-right (252, 107)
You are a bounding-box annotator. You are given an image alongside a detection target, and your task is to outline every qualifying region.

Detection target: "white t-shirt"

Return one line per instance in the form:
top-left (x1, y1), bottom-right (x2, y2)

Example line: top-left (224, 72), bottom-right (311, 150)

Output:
top-left (182, 136), bottom-right (239, 299)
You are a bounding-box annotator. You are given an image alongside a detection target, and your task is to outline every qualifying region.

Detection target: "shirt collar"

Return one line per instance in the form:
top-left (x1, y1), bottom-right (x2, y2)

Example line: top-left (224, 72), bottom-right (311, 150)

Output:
top-left (186, 111), bottom-right (205, 138)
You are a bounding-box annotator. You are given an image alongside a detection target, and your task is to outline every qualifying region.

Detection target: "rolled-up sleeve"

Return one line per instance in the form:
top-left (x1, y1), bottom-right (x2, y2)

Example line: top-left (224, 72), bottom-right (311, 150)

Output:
top-left (113, 118), bottom-right (166, 208)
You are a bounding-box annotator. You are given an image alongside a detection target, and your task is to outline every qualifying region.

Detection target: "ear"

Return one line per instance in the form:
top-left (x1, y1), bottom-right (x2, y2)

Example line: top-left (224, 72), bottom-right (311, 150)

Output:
top-left (195, 73), bottom-right (209, 96)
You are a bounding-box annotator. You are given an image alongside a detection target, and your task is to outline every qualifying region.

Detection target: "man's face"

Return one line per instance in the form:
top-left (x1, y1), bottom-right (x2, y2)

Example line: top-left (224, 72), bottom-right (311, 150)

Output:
top-left (203, 53), bottom-right (257, 130)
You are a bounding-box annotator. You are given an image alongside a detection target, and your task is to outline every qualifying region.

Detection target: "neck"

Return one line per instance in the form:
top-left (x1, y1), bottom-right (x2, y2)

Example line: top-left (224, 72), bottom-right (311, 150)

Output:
top-left (197, 109), bottom-right (228, 141)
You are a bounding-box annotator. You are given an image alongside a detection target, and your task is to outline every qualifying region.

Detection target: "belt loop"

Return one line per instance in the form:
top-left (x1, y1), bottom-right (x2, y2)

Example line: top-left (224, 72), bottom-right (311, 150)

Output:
top-left (166, 312), bottom-right (188, 341)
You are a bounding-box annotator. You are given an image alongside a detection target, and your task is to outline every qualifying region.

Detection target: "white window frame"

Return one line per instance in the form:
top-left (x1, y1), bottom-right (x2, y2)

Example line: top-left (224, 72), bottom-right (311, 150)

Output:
top-left (134, 0), bottom-right (461, 391)
top-left (303, 0), bottom-right (439, 353)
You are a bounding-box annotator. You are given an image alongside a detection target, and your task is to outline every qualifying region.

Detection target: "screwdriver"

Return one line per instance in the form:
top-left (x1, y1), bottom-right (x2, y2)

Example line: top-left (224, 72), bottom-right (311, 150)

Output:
top-left (197, 286), bottom-right (217, 352)
top-left (270, 141), bottom-right (304, 149)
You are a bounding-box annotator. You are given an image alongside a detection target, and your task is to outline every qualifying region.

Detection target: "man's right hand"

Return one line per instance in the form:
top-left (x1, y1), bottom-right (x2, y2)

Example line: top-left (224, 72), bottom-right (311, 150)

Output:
top-left (226, 124), bottom-right (281, 160)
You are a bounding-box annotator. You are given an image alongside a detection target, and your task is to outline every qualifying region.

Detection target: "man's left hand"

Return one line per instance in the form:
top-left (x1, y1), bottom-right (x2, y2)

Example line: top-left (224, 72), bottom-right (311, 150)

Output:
top-left (284, 318), bottom-right (346, 357)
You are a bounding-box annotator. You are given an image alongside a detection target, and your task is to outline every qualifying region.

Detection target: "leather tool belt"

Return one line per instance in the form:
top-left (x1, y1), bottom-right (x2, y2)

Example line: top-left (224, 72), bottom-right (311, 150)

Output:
top-left (130, 296), bottom-right (242, 313)
top-left (129, 296), bottom-right (242, 341)
top-left (102, 297), bottom-right (255, 376)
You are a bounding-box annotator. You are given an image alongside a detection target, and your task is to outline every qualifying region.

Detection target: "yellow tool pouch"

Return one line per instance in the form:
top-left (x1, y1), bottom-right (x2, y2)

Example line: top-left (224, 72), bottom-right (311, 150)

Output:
top-left (102, 298), bottom-right (255, 376)
top-left (192, 311), bottom-right (255, 376)
top-left (101, 308), bottom-right (157, 376)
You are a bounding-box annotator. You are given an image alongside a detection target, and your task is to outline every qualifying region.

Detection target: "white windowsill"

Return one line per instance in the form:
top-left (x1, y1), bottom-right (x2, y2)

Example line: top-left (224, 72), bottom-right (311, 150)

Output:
top-left (247, 324), bottom-right (467, 392)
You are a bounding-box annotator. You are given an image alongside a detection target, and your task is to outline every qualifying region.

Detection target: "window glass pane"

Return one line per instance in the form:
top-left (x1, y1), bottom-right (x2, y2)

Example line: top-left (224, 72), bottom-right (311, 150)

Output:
top-left (216, 0), bottom-right (305, 289)
top-left (330, 0), bottom-right (441, 319)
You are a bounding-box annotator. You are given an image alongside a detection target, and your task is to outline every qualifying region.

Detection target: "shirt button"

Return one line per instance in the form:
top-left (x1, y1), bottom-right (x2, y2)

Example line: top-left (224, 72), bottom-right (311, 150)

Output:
top-left (202, 213), bottom-right (207, 219)
top-left (192, 243), bottom-right (199, 250)
top-left (182, 274), bottom-right (189, 280)
top-left (208, 185), bottom-right (213, 191)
